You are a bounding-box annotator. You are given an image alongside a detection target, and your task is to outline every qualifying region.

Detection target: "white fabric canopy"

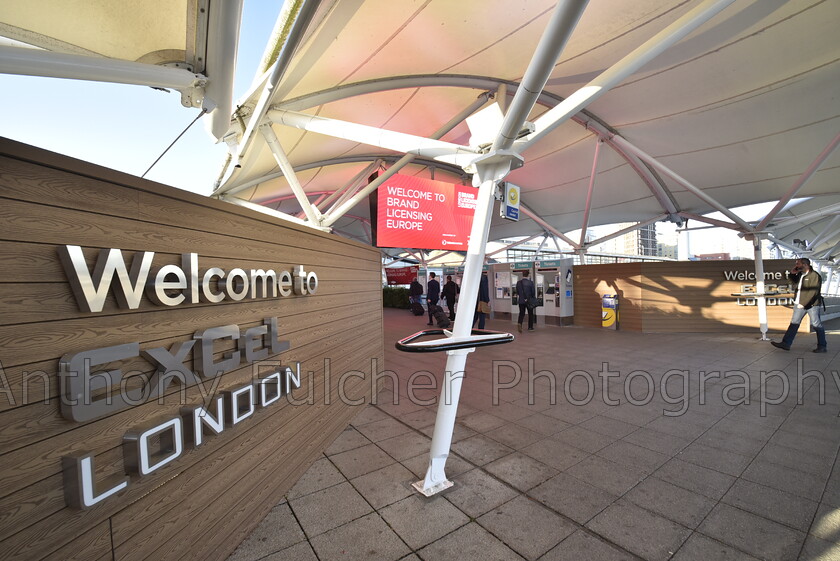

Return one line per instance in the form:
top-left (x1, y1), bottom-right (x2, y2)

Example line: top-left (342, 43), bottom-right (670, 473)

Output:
top-left (2, 0), bottom-right (838, 259)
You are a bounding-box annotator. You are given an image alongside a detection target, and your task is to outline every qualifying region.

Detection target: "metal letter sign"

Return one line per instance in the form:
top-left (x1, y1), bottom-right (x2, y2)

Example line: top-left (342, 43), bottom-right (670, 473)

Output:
top-left (501, 182), bottom-right (520, 221)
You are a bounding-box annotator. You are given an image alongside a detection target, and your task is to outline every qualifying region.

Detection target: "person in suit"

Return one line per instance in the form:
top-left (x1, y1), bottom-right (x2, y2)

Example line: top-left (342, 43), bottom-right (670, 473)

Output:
top-left (426, 272), bottom-right (440, 326)
top-left (472, 270), bottom-right (490, 329)
top-left (442, 275), bottom-right (459, 320)
top-left (515, 271), bottom-right (536, 332)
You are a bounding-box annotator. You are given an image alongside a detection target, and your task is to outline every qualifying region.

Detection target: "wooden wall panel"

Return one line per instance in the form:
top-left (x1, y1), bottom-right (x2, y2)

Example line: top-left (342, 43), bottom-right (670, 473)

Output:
top-left (575, 260), bottom-right (805, 333)
top-left (573, 263), bottom-right (643, 330)
top-left (0, 138), bottom-right (385, 561)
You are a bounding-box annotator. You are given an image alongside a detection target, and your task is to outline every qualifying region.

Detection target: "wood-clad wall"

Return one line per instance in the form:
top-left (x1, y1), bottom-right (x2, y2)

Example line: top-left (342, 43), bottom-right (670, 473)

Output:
top-left (575, 260), bottom-right (803, 332)
top-left (0, 138), bottom-right (385, 561)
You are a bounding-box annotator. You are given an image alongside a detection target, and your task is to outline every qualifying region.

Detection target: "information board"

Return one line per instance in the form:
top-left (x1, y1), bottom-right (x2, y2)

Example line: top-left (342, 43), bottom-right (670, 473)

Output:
top-left (376, 174), bottom-right (477, 250)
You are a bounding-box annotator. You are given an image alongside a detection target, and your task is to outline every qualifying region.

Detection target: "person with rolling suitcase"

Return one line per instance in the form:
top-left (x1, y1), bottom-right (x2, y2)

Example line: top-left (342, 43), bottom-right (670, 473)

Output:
top-left (426, 272), bottom-right (440, 326)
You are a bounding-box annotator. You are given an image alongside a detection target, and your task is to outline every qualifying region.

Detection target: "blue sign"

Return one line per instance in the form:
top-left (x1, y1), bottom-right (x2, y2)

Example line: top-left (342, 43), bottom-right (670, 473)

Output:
top-left (504, 205), bottom-right (519, 220)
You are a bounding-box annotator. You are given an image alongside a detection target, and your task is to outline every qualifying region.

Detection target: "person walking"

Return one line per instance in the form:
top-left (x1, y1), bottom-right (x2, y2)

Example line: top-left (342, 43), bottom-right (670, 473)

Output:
top-left (771, 257), bottom-right (827, 353)
top-left (473, 270), bottom-right (490, 329)
top-left (409, 278), bottom-right (423, 305)
top-left (442, 275), bottom-right (459, 320)
top-left (515, 271), bottom-right (536, 333)
top-left (426, 272), bottom-right (441, 326)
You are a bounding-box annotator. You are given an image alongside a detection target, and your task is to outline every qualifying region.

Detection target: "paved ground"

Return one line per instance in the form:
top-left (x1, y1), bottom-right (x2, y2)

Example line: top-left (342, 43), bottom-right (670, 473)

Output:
top-left (228, 307), bottom-right (840, 561)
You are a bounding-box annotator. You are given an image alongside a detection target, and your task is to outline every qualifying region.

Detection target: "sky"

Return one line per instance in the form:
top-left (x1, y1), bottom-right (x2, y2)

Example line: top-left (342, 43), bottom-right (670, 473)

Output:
top-left (0, 1), bottom-right (280, 196)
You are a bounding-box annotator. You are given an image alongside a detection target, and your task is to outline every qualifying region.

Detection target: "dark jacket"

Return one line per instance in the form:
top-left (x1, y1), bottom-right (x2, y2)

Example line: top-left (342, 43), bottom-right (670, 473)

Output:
top-left (477, 273), bottom-right (490, 303)
top-left (789, 269), bottom-right (822, 309)
top-left (442, 280), bottom-right (459, 302)
top-left (427, 279), bottom-right (440, 304)
top-left (409, 280), bottom-right (423, 297)
top-left (515, 277), bottom-right (535, 303)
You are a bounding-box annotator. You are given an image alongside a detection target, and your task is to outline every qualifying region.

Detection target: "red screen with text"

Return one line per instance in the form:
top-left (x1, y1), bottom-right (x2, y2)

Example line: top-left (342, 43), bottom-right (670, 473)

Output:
top-left (376, 174), bottom-right (476, 250)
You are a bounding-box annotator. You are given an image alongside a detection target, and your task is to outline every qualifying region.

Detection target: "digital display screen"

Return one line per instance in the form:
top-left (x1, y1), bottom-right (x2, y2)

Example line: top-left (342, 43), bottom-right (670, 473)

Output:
top-left (376, 174), bottom-right (477, 250)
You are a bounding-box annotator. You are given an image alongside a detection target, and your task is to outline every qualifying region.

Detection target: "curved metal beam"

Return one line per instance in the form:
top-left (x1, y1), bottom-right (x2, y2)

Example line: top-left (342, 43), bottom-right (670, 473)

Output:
top-left (269, 74), bottom-right (678, 218)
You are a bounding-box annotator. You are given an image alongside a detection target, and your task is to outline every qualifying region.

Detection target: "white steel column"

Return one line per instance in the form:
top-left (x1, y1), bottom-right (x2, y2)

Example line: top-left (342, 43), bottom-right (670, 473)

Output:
top-left (756, 131), bottom-right (840, 231)
top-left (317, 94), bottom-right (492, 227)
top-left (416, 0), bottom-right (589, 497)
top-left (612, 136), bottom-right (753, 231)
top-left (586, 215), bottom-right (667, 247)
top-left (806, 215), bottom-right (840, 251)
top-left (414, 153), bottom-right (521, 496)
top-left (259, 123), bottom-right (323, 224)
top-left (580, 139), bottom-right (603, 246)
top-left (486, 234), bottom-right (544, 258)
top-left (752, 236), bottom-right (769, 340)
top-left (520, 204), bottom-right (580, 249)
top-left (520, 0), bottom-right (736, 149)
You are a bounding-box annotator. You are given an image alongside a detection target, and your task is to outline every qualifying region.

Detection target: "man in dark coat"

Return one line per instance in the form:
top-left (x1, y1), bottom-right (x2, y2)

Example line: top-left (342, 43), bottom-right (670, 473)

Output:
top-left (771, 257), bottom-right (827, 352)
top-left (472, 270), bottom-right (490, 329)
top-left (426, 272), bottom-right (440, 326)
top-left (409, 278), bottom-right (423, 305)
top-left (442, 275), bottom-right (459, 320)
top-left (515, 271), bottom-right (536, 333)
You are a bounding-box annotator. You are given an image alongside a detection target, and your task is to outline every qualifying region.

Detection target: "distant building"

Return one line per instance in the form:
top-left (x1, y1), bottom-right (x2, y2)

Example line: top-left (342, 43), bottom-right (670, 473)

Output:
top-left (694, 252), bottom-right (731, 260)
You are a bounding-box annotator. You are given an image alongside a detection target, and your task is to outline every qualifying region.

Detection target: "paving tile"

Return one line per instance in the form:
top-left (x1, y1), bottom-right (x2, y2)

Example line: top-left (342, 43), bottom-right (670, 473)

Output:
top-left (443, 468), bottom-right (519, 518)
top-left (286, 457), bottom-right (346, 500)
top-left (514, 412), bottom-right (569, 436)
top-left (580, 415), bottom-right (639, 439)
top-left (450, 434), bottom-right (514, 466)
top-left (350, 462), bottom-right (416, 509)
top-left (624, 476), bottom-right (716, 529)
top-left (530, 472), bottom-right (617, 524)
top-left (484, 423), bottom-right (544, 450)
top-left (354, 417), bottom-right (413, 442)
top-left (325, 427), bottom-right (372, 456)
top-left (677, 442), bottom-right (753, 477)
top-left (694, 428), bottom-right (767, 457)
top-left (654, 458), bottom-right (737, 500)
top-left (621, 427), bottom-right (690, 456)
top-left (488, 401), bottom-right (533, 422)
top-left (417, 522), bottom-right (524, 561)
top-left (770, 430), bottom-right (840, 460)
top-left (799, 534), bottom-right (840, 561)
top-left (757, 442), bottom-right (835, 479)
top-left (398, 407), bottom-right (438, 429)
top-left (699, 503), bottom-right (805, 561)
top-left (539, 530), bottom-right (635, 561)
top-left (309, 513), bottom-right (410, 561)
top-left (227, 502), bottom-right (305, 561)
top-left (483, 452), bottom-right (558, 492)
top-left (645, 416), bottom-right (709, 440)
top-left (329, 443), bottom-right (395, 479)
top-left (671, 533), bottom-right (761, 561)
top-left (459, 411), bottom-right (507, 432)
top-left (565, 455), bottom-right (646, 496)
top-left (402, 451), bottom-right (472, 481)
top-left (419, 422), bottom-right (477, 443)
top-left (810, 503), bottom-right (840, 544)
top-left (597, 440), bottom-right (670, 474)
top-left (477, 495), bottom-right (575, 560)
top-left (289, 482), bottom-right (373, 538)
top-left (520, 438), bottom-right (588, 471)
top-left (722, 479), bottom-right (818, 532)
top-left (587, 500), bottom-right (692, 561)
top-left (379, 495), bottom-right (469, 550)
top-left (552, 425), bottom-right (617, 453)
top-left (351, 405), bottom-right (391, 426)
top-left (376, 431), bottom-right (432, 461)
top-left (741, 460), bottom-right (826, 502)
top-left (541, 403), bottom-right (599, 424)
top-left (260, 541), bottom-right (318, 561)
